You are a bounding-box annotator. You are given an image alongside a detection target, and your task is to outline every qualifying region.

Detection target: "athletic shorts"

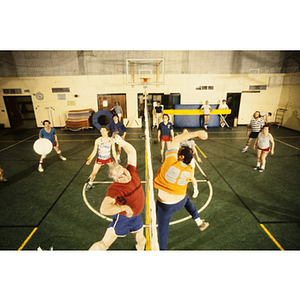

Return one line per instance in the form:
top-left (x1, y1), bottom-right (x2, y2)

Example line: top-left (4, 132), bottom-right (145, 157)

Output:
top-left (96, 157), bottom-right (113, 165)
top-left (204, 114), bottom-right (210, 117)
top-left (108, 214), bottom-right (143, 237)
top-left (52, 142), bottom-right (56, 147)
top-left (161, 135), bottom-right (171, 142)
top-left (249, 131), bottom-right (260, 139)
top-left (257, 146), bottom-right (270, 152)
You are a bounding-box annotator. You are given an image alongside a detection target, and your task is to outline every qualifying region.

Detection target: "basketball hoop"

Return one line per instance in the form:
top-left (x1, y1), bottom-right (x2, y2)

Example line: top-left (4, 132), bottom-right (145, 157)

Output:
top-left (141, 77), bottom-right (150, 86)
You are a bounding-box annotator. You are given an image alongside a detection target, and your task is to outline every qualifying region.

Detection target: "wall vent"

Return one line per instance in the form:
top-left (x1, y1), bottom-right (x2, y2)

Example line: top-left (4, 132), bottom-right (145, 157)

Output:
top-left (3, 88), bottom-right (22, 94)
top-left (52, 87), bottom-right (70, 93)
top-left (249, 85), bottom-right (267, 91)
top-left (58, 94), bottom-right (66, 100)
top-left (196, 85), bottom-right (214, 90)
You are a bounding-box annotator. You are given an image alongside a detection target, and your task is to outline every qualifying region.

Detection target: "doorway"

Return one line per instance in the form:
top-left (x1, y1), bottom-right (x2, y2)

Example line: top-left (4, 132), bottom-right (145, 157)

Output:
top-left (4, 96), bottom-right (35, 128)
top-left (97, 94), bottom-right (127, 120)
top-left (226, 93), bottom-right (241, 127)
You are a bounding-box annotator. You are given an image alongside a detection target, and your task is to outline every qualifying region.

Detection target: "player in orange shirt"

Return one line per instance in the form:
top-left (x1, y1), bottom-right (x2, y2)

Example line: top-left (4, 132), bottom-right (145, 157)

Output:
top-left (154, 130), bottom-right (209, 250)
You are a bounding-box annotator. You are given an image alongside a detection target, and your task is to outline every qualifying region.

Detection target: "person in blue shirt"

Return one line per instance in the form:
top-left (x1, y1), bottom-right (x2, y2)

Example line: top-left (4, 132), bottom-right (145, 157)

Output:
top-left (158, 114), bottom-right (174, 162)
top-left (153, 101), bottom-right (163, 129)
top-left (108, 114), bottom-right (127, 163)
top-left (38, 120), bottom-right (66, 172)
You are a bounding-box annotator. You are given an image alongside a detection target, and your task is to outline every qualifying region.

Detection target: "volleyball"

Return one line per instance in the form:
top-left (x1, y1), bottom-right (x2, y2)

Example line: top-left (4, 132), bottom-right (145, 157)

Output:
top-left (33, 138), bottom-right (53, 155)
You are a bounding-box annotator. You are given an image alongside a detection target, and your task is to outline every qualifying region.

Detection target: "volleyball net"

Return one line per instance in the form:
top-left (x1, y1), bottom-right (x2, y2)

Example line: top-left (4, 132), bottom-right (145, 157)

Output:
top-left (143, 81), bottom-right (159, 251)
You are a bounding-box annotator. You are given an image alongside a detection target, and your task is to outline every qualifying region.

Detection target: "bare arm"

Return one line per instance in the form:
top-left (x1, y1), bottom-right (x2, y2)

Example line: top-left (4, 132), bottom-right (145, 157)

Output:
top-left (100, 196), bottom-right (133, 217)
top-left (86, 139), bottom-right (99, 165)
top-left (170, 130), bottom-right (208, 150)
top-left (192, 145), bottom-right (202, 162)
top-left (112, 133), bottom-right (136, 167)
top-left (253, 137), bottom-right (259, 150)
top-left (54, 134), bottom-right (59, 147)
top-left (270, 134), bottom-right (275, 155)
top-left (170, 129), bottom-right (174, 141)
top-left (110, 139), bottom-right (118, 162)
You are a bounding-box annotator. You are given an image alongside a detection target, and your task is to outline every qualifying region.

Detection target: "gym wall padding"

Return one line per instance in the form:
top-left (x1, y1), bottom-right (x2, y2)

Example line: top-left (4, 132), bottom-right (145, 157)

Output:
top-left (174, 104), bottom-right (219, 128)
top-left (92, 110), bottom-right (113, 130)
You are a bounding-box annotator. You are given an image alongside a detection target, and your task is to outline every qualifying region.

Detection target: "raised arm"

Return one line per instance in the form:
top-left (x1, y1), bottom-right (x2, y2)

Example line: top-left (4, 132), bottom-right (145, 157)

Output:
top-left (112, 133), bottom-right (136, 167)
top-left (170, 130), bottom-right (208, 150)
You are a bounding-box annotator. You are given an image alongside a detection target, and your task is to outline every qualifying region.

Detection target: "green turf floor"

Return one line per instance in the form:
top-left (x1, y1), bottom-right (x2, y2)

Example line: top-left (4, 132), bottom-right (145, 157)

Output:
top-left (0, 124), bottom-right (299, 250)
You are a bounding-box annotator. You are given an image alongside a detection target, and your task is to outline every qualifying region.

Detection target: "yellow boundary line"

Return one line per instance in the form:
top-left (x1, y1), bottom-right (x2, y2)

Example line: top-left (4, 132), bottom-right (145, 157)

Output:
top-left (18, 227), bottom-right (38, 251)
top-left (260, 224), bottom-right (284, 251)
top-left (196, 145), bottom-right (207, 159)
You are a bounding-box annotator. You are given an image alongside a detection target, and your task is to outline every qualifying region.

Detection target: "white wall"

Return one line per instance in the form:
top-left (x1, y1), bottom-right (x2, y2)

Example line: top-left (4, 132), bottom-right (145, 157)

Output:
top-left (0, 73), bottom-right (299, 130)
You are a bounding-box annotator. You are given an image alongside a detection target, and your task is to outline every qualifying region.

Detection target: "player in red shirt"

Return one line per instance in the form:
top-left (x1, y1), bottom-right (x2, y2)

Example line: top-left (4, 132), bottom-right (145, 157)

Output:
top-left (89, 134), bottom-right (146, 251)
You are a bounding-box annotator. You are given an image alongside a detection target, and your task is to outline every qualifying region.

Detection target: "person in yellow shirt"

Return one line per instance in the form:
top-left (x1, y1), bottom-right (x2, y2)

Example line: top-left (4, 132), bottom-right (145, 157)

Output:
top-left (153, 129), bottom-right (209, 250)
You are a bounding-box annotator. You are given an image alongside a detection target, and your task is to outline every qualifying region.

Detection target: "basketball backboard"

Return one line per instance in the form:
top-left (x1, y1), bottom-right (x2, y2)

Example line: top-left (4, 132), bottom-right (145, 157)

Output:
top-left (126, 58), bottom-right (164, 85)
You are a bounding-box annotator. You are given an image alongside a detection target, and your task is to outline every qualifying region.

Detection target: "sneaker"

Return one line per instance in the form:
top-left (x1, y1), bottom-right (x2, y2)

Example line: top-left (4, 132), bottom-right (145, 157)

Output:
top-left (199, 220), bottom-right (209, 231)
top-left (221, 122), bottom-right (225, 127)
top-left (241, 148), bottom-right (247, 153)
top-left (192, 189), bottom-right (199, 198)
top-left (85, 182), bottom-right (93, 191)
top-left (0, 176), bottom-right (7, 182)
top-left (160, 157), bottom-right (163, 163)
top-left (38, 165), bottom-right (44, 172)
top-left (204, 125), bottom-right (207, 130)
top-left (60, 156), bottom-right (67, 161)
top-left (259, 168), bottom-right (265, 173)
top-left (118, 159), bottom-right (122, 163)
top-left (253, 166), bottom-right (260, 170)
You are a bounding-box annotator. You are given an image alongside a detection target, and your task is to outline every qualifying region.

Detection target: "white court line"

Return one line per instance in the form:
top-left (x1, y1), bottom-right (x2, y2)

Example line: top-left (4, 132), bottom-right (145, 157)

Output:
top-left (83, 163), bottom-right (213, 227)
top-left (0, 135), bottom-right (36, 153)
top-left (275, 138), bottom-right (300, 151)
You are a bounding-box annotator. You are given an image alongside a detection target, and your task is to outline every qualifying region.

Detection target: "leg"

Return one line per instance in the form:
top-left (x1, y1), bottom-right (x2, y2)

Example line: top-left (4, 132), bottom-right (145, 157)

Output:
top-left (156, 199), bottom-right (187, 250)
top-left (242, 137), bottom-right (252, 153)
top-left (38, 153), bottom-right (47, 172)
top-left (88, 227), bottom-right (118, 251)
top-left (160, 141), bottom-right (165, 162)
top-left (53, 145), bottom-right (66, 160)
top-left (132, 227), bottom-right (146, 251)
top-left (166, 141), bottom-right (171, 150)
top-left (89, 163), bottom-right (101, 182)
top-left (184, 196), bottom-right (209, 231)
top-left (156, 201), bottom-right (174, 250)
top-left (260, 151), bottom-right (269, 172)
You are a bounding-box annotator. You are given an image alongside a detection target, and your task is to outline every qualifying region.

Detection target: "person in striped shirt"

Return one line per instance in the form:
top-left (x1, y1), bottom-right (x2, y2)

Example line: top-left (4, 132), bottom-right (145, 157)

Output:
top-left (241, 111), bottom-right (265, 153)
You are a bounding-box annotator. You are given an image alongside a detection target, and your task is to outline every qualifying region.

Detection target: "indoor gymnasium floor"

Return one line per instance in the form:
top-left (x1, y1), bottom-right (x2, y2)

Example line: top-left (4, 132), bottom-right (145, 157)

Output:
top-left (0, 124), bottom-right (299, 251)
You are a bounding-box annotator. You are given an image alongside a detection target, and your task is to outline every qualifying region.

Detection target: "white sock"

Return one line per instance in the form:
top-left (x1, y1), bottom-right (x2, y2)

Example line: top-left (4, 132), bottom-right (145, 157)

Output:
top-left (245, 145), bottom-right (249, 150)
top-left (261, 165), bottom-right (265, 170)
top-left (195, 218), bottom-right (203, 226)
top-left (257, 162), bottom-right (261, 167)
